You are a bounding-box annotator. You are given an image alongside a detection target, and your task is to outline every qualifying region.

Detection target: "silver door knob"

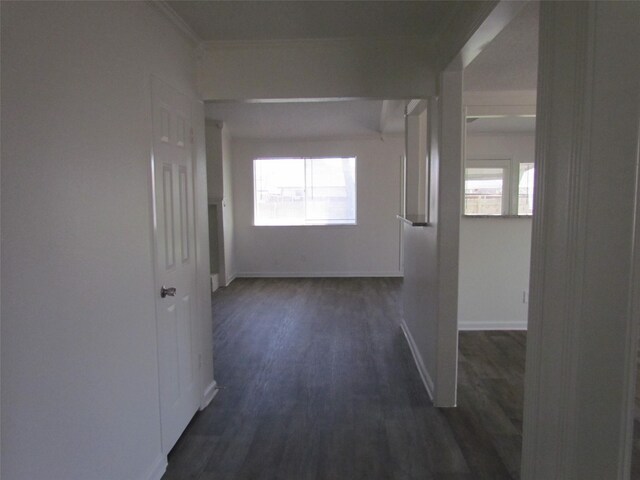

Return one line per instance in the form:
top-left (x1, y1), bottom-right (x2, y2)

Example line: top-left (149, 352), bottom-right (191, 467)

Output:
top-left (160, 286), bottom-right (177, 298)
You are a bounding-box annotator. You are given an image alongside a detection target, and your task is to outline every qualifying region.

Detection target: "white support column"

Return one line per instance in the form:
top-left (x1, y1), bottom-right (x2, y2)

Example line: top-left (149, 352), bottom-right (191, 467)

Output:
top-left (400, 72), bottom-right (463, 408)
top-left (434, 68), bottom-right (464, 406)
top-left (521, 2), bottom-right (640, 479)
top-left (405, 113), bottom-right (420, 215)
top-left (405, 107), bottom-right (428, 217)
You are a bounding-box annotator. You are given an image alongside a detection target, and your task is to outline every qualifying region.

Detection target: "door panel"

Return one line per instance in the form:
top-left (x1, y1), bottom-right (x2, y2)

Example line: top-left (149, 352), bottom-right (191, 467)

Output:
top-left (179, 166), bottom-right (190, 263)
top-left (162, 164), bottom-right (175, 269)
top-left (152, 77), bottom-right (199, 454)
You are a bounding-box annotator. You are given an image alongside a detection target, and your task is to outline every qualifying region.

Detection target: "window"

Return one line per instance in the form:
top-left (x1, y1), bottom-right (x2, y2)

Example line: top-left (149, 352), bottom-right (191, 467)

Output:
top-left (464, 160), bottom-right (509, 215)
top-left (254, 157), bottom-right (356, 226)
top-left (518, 162), bottom-right (535, 215)
top-left (464, 159), bottom-right (534, 216)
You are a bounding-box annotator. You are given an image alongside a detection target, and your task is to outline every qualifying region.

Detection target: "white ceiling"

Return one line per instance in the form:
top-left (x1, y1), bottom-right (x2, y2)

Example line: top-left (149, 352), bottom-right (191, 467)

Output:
top-left (167, 1), bottom-right (460, 42)
top-left (465, 1), bottom-right (539, 92)
top-left (195, 1), bottom-right (539, 139)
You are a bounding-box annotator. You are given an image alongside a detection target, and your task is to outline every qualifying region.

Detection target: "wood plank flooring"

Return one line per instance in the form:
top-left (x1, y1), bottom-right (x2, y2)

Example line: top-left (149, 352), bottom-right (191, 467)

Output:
top-left (161, 278), bottom-right (640, 480)
top-left (634, 343), bottom-right (640, 478)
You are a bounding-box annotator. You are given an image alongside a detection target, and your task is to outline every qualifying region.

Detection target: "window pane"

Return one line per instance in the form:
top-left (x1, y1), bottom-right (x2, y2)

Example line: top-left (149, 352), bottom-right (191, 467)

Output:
top-left (464, 167), bottom-right (504, 215)
top-left (254, 159), bottom-right (305, 225)
top-left (305, 157), bottom-right (356, 224)
top-left (253, 157), bottom-right (356, 225)
top-left (518, 163), bottom-right (535, 215)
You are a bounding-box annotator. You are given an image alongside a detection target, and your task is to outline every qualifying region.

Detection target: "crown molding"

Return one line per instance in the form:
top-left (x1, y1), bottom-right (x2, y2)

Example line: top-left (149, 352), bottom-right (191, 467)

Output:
top-left (148, 1), bottom-right (200, 46)
top-left (201, 35), bottom-right (435, 52)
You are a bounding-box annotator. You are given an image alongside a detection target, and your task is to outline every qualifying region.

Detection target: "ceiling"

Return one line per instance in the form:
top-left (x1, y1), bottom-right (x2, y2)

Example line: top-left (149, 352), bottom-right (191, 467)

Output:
top-left (167, 1), bottom-right (461, 42)
top-left (190, 1), bottom-right (538, 139)
top-left (464, 1), bottom-right (539, 92)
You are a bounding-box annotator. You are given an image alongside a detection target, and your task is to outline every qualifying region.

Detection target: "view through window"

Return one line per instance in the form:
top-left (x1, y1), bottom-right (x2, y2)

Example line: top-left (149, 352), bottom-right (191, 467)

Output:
top-left (518, 162), bottom-right (535, 215)
top-left (464, 166), bottom-right (506, 215)
top-left (464, 159), bottom-right (534, 216)
top-left (254, 157), bottom-right (356, 226)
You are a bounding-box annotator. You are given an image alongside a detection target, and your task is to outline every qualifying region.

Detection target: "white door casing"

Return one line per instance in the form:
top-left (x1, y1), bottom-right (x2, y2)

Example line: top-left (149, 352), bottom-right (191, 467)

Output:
top-left (521, 3), bottom-right (640, 478)
top-left (151, 76), bottom-right (200, 454)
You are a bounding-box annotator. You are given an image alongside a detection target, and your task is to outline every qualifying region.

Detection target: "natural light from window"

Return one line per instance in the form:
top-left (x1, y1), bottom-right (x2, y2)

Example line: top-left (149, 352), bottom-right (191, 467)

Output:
top-left (464, 167), bottom-right (505, 215)
top-left (464, 160), bottom-right (534, 216)
top-left (254, 157), bottom-right (356, 226)
top-left (518, 163), bottom-right (535, 215)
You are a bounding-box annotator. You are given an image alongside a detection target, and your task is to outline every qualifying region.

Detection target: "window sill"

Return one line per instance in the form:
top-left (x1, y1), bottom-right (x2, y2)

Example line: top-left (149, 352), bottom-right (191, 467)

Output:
top-left (253, 223), bottom-right (358, 227)
top-left (462, 214), bottom-right (532, 219)
top-left (397, 214), bottom-right (430, 227)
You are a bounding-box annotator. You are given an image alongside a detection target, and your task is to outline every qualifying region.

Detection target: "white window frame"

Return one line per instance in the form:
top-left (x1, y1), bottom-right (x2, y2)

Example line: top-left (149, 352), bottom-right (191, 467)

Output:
top-left (515, 161), bottom-right (535, 216)
top-left (253, 156), bottom-right (358, 226)
top-left (463, 158), bottom-right (533, 217)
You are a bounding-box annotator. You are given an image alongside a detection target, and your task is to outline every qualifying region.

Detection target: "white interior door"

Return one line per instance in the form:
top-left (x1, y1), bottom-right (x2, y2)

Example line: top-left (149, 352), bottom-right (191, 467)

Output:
top-left (151, 77), bottom-right (199, 453)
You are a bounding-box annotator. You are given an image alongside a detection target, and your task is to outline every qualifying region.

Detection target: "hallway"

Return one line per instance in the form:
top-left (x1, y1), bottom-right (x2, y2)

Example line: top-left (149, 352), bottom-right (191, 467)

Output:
top-left (161, 278), bottom-right (532, 479)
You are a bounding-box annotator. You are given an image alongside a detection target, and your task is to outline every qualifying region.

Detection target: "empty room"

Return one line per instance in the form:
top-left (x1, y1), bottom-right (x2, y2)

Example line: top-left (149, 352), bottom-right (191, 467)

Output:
top-left (2, 2), bottom-right (639, 480)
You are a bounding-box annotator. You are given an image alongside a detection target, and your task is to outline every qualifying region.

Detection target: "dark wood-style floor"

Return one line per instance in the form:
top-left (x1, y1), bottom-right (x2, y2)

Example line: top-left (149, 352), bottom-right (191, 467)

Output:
top-left (634, 344), bottom-right (640, 478)
top-left (162, 278), bottom-right (640, 480)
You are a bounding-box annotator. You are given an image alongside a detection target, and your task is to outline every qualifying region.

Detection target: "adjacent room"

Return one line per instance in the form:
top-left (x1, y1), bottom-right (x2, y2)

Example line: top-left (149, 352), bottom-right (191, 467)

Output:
top-left (166, 4), bottom-right (539, 477)
top-left (205, 99), bottom-right (405, 282)
top-left (166, 93), bottom-right (531, 477)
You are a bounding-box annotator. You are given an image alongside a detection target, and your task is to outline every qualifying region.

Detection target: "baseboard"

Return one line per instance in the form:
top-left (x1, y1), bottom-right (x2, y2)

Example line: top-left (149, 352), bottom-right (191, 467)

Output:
top-left (458, 320), bottom-right (528, 331)
top-left (224, 273), bottom-right (236, 286)
top-left (235, 271), bottom-right (404, 278)
top-left (201, 380), bottom-right (219, 410)
top-left (210, 274), bottom-right (219, 293)
top-left (400, 319), bottom-right (435, 402)
top-left (143, 454), bottom-right (167, 480)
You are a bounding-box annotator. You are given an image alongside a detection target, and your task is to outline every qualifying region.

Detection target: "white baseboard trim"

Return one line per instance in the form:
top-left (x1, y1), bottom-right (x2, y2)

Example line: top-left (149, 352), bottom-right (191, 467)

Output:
top-left (458, 320), bottom-right (528, 331)
top-left (400, 319), bottom-right (435, 402)
top-left (210, 274), bottom-right (219, 293)
top-left (143, 454), bottom-right (167, 480)
top-left (201, 380), bottom-right (219, 410)
top-left (224, 274), bottom-right (236, 286)
top-left (235, 271), bottom-right (404, 278)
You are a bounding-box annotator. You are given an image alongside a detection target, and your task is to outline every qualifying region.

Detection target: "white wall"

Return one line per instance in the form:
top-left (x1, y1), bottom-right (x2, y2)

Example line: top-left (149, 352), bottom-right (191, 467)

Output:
top-left (205, 120), bottom-right (224, 199)
top-left (205, 121), bottom-right (236, 286)
top-left (401, 74), bottom-right (463, 408)
top-left (205, 120), bottom-right (225, 282)
top-left (198, 38), bottom-right (437, 100)
top-left (402, 223), bottom-right (439, 393)
top-left (221, 127), bottom-right (237, 282)
top-left (208, 205), bottom-right (220, 274)
top-left (458, 133), bottom-right (534, 330)
top-left (1, 3), bottom-right (210, 479)
top-left (231, 136), bottom-right (404, 277)
top-left (205, 121), bottom-right (237, 284)
top-left (405, 108), bottom-right (427, 216)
